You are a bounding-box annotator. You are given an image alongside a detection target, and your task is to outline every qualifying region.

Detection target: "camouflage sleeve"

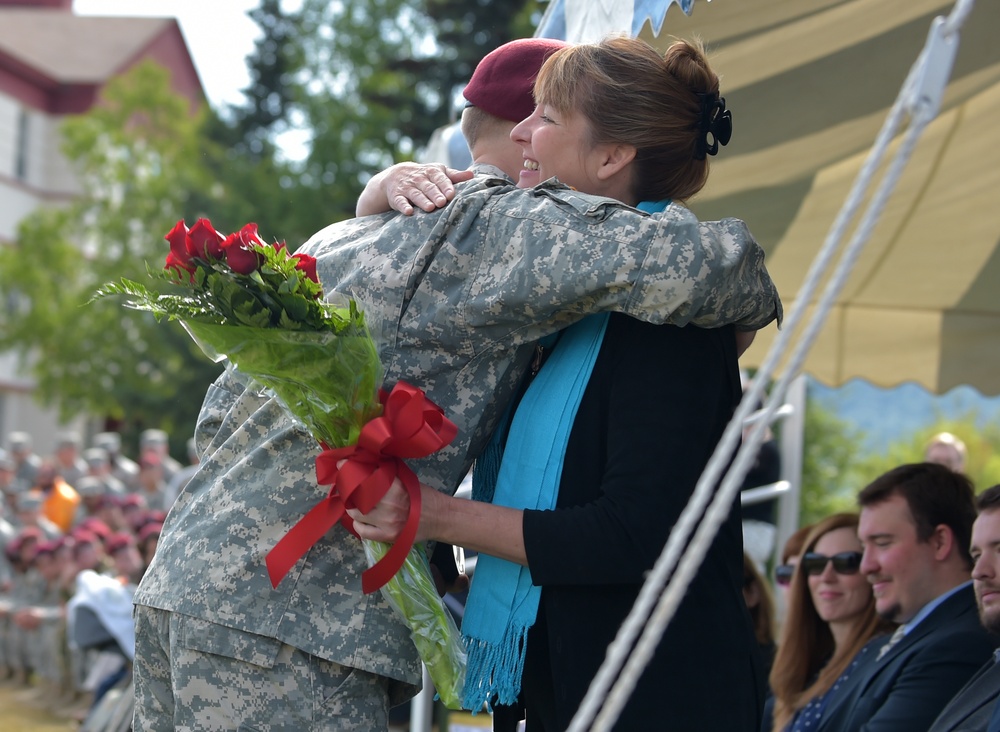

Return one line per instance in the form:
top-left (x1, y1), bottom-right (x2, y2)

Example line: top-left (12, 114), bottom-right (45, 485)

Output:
top-left (473, 189), bottom-right (782, 331)
top-left (642, 214), bottom-right (783, 331)
top-left (193, 365), bottom-right (254, 459)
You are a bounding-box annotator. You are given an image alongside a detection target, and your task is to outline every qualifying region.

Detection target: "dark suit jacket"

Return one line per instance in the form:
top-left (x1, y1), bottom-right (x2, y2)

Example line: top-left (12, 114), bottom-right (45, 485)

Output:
top-left (928, 656), bottom-right (1000, 732)
top-left (816, 585), bottom-right (996, 732)
top-left (519, 316), bottom-right (765, 731)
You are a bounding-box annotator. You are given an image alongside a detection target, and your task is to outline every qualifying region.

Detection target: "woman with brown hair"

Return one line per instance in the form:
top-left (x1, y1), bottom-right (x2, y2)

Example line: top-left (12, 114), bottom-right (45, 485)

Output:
top-left (353, 36), bottom-right (764, 730)
top-left (767, 513), bottom-right (895, 731)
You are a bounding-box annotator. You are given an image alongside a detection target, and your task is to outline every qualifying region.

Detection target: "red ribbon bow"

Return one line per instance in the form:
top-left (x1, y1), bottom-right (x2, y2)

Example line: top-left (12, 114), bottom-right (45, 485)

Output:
top-left (265, 381), bottom-right (457, 594)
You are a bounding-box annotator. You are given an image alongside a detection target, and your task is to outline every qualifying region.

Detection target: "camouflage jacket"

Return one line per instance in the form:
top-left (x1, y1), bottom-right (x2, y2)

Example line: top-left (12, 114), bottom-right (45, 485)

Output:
top-left (134, 166), bottom-right (782, 699)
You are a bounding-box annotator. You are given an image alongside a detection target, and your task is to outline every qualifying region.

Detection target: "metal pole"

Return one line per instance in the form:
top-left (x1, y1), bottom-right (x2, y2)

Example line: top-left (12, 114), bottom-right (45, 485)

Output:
top-left (775, 373), bottom-right (806, 567)
top-left (409, 664), bottom-right (435, 732)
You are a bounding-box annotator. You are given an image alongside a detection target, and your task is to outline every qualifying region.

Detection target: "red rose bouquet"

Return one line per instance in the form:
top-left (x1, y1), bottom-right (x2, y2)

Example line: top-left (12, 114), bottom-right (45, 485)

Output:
top-left (94, 218), bottom-right (466, 707)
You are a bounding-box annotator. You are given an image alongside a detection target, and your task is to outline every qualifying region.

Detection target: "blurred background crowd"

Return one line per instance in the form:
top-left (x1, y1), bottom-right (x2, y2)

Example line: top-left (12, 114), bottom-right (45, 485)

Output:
top-left (0, 427), bottom-right (196, 724)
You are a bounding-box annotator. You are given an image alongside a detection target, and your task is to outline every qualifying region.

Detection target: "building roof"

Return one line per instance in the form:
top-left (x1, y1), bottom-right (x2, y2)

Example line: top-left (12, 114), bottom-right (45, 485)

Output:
top-left (0, 10), bottom-right (175, 83)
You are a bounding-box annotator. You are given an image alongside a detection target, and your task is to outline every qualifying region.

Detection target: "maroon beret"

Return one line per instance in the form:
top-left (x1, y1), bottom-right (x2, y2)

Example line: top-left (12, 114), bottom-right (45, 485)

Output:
top-left (138, 522), bottom-right (162, 544)
top-left (78, 517), bottom-right (112, 541)
top-left (34, 540), bottom-right (59, 557)
top-left (70, 529), bottom-right (99, 551)
top-left (463, 38), bottom-right (569, 124)
top-left (118, 493), bottom-right (146, 510)
top-left (105, 532), bottom-right (136, 556)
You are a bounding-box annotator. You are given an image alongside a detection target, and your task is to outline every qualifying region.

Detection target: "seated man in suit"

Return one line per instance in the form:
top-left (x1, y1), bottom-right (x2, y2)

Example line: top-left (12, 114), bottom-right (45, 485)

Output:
top-left (816, 463), bottom-right (996, 732)
top-left (928, 484), bottom-right (1000, 732)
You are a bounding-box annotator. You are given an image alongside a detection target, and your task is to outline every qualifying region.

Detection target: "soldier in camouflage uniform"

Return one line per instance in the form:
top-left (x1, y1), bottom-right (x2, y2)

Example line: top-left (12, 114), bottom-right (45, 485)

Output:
top-left (93, 432), bottom-right (140, 492)
top-left (16, 539), bottom-right (70, 702)
top-left (132, 39), bottom-right (782, 731)
top-left (7, 432), bottom-right (41, 494)
top-left (2, 527), bottom-right (43, 685)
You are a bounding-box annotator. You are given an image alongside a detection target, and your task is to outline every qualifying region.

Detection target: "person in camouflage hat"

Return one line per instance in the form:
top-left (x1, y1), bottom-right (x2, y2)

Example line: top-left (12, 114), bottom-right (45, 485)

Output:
top-left (133, 37), bottom-right (782, 731)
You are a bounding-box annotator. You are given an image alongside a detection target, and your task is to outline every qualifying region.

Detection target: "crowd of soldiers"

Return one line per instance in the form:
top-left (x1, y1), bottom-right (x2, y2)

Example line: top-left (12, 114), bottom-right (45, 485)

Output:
top-left (0, 428), bottom-right (195, 722)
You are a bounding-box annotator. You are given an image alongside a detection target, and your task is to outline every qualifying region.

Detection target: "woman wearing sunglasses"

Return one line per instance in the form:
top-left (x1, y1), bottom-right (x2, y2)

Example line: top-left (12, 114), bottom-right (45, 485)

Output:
top-left (765, 513), bottom-right (896, 732)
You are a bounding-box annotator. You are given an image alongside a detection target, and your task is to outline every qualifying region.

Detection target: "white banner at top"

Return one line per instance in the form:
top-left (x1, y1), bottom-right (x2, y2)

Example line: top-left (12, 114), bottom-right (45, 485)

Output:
top-left (536, 0), bottom-right (699, 43)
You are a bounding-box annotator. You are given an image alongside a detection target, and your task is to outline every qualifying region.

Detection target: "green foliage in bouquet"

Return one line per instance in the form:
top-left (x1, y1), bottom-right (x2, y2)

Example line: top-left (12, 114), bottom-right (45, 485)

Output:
top-left (92, 219), bottom-right (383, 447)
top-left (95, 218), bottom-right (465, 708)
top-left (365, 540), bottom-right (466, 709)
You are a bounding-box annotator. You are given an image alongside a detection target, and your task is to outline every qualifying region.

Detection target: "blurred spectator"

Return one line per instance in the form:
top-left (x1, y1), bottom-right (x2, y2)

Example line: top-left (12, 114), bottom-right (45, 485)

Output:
top-left (163, 437), bottom-right (199, 507)
top-left (15, 538), bottom-right (70, 703)
top-left (137, 453), bottom-right (169, 513)
top-left (66, 567), bottom-right (134, 718)
top-left (76, 476), bottom-right (108, 518)
top-left (7, 431), bottom-right (42, 492)
top-left (139, 429), bottom-right (183, 484)
top-left (1, 526), bottom-right (44, 685)
top-left (77, 517), bottom-right (113, 547)
top-left (93, 431), bottom-right (139, 491)
top-left (743, 552), bottom-right (777, 680)
top-left (927, 484), bottom-right (1000, 732)
top-left (0, 448), bottom-right (14, 493)
top-left (82, 447), bottom-right (126, 496)
top-left (53, 535), bottom-right (79, 595)
top-left (1, 451), bottom-right (23, 521)
top-left (31, 461), bottom-right (80, 534)
top-left (814, 463), bottom-right (993, 731)
top-left (92, 494), bottom-right (129, 533)
top-left (15, 491), bottom-right (61, 540)
top-left (71, 530), bottom-right (111, 576)
top-left (0, 482), bottom-right (15, 591)
top-left (767, 513), bottom-right (893, 731)
top-left (52, 430), bottom-right (88, 490)
top-left (106, 532), bottom-right (145, 586)
top-left (119, 494), bottom-right (149, 533)
top-left (774, 523), bottom-right (813, 601)
top-left (925, 432), bottom-right (967, 474)
top-left (137, 522), bottom-right (162, 570)
top-left (0, 449), bottom-right (18, 582)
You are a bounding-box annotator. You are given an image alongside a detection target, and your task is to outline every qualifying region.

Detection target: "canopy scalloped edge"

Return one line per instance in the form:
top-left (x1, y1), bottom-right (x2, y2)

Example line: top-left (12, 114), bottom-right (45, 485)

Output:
top-left (536, 0), bottom-right (698, 42)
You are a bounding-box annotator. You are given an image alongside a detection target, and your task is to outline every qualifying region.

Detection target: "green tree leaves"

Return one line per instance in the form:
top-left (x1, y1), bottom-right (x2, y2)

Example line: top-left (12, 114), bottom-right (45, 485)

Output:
top-left (0, 61), bottom-right (222, 451)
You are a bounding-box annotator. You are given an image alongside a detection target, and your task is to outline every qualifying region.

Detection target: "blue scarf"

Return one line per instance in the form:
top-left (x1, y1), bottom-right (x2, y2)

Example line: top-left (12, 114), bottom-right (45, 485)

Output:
top-left (461, 312), bottom-right (609, 710)
top-left (461, 199), bottom-right (668, 711)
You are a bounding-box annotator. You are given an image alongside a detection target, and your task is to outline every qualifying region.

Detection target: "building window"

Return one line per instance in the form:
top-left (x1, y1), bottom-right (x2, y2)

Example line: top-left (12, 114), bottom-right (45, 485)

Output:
top-left (15, 108), bottom-right (29, 181)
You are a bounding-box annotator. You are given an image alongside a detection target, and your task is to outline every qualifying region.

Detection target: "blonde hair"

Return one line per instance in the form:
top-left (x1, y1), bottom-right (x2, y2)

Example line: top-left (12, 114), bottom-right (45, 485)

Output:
top-left (924, 431), bottom-right (967, 472)
top-left (460, 105), bottom-right (513, 152)
top-left (769, 513), bottom-right (895, 731)
top-left (533, 36), bottom-right (722, 203)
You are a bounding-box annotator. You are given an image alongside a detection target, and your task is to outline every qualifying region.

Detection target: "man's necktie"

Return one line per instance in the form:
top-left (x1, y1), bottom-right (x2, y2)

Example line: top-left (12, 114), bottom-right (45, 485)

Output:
top-left (876, 625), bottom-right (907, 662)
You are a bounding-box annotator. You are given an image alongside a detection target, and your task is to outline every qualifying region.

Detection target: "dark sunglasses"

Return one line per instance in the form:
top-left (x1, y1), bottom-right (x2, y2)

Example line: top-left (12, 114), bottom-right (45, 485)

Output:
top-left (774, 564), bottom-right (795, 586)
top-left (801, 551), bottom-right (863, 576)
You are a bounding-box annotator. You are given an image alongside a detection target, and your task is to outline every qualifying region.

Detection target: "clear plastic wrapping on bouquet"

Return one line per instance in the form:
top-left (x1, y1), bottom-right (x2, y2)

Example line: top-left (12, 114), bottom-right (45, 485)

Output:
top-left (104, 229), bottom-right (469, 710)
top-left (181, 319), bottom-right (383, 448)
top-left (181, 309), bottom-right (466, 710)
top-left (364, 540), bottom-right (467, 709)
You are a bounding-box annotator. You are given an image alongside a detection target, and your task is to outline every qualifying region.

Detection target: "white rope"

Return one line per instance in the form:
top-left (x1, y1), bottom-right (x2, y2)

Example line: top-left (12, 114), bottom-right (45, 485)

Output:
top-left (567, 1), bottom-right (972, 729)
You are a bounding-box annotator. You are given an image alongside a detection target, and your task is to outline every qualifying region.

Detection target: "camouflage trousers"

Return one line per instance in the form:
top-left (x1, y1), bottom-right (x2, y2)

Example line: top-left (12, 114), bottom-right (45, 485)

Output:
top-left (132, 606), bottom-right (392, 731)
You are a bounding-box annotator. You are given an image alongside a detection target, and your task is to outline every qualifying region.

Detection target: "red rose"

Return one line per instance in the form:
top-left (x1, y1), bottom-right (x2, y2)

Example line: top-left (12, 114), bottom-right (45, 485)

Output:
top-left (164, 249), bottom-right (195, 277)
top-left (186, 218), bottom-right (225, 260)
top-left (292, 253), bottom-right (319, 284)
top-left (164, 220), bottom-right (195, 274)
top-left (221, 223), bottom-right (264, 275)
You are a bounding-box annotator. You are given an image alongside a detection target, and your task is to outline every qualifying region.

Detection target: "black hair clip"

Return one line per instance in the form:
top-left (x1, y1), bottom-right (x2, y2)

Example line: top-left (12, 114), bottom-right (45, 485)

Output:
top-left (695, 94), bottom-right (733, 159)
